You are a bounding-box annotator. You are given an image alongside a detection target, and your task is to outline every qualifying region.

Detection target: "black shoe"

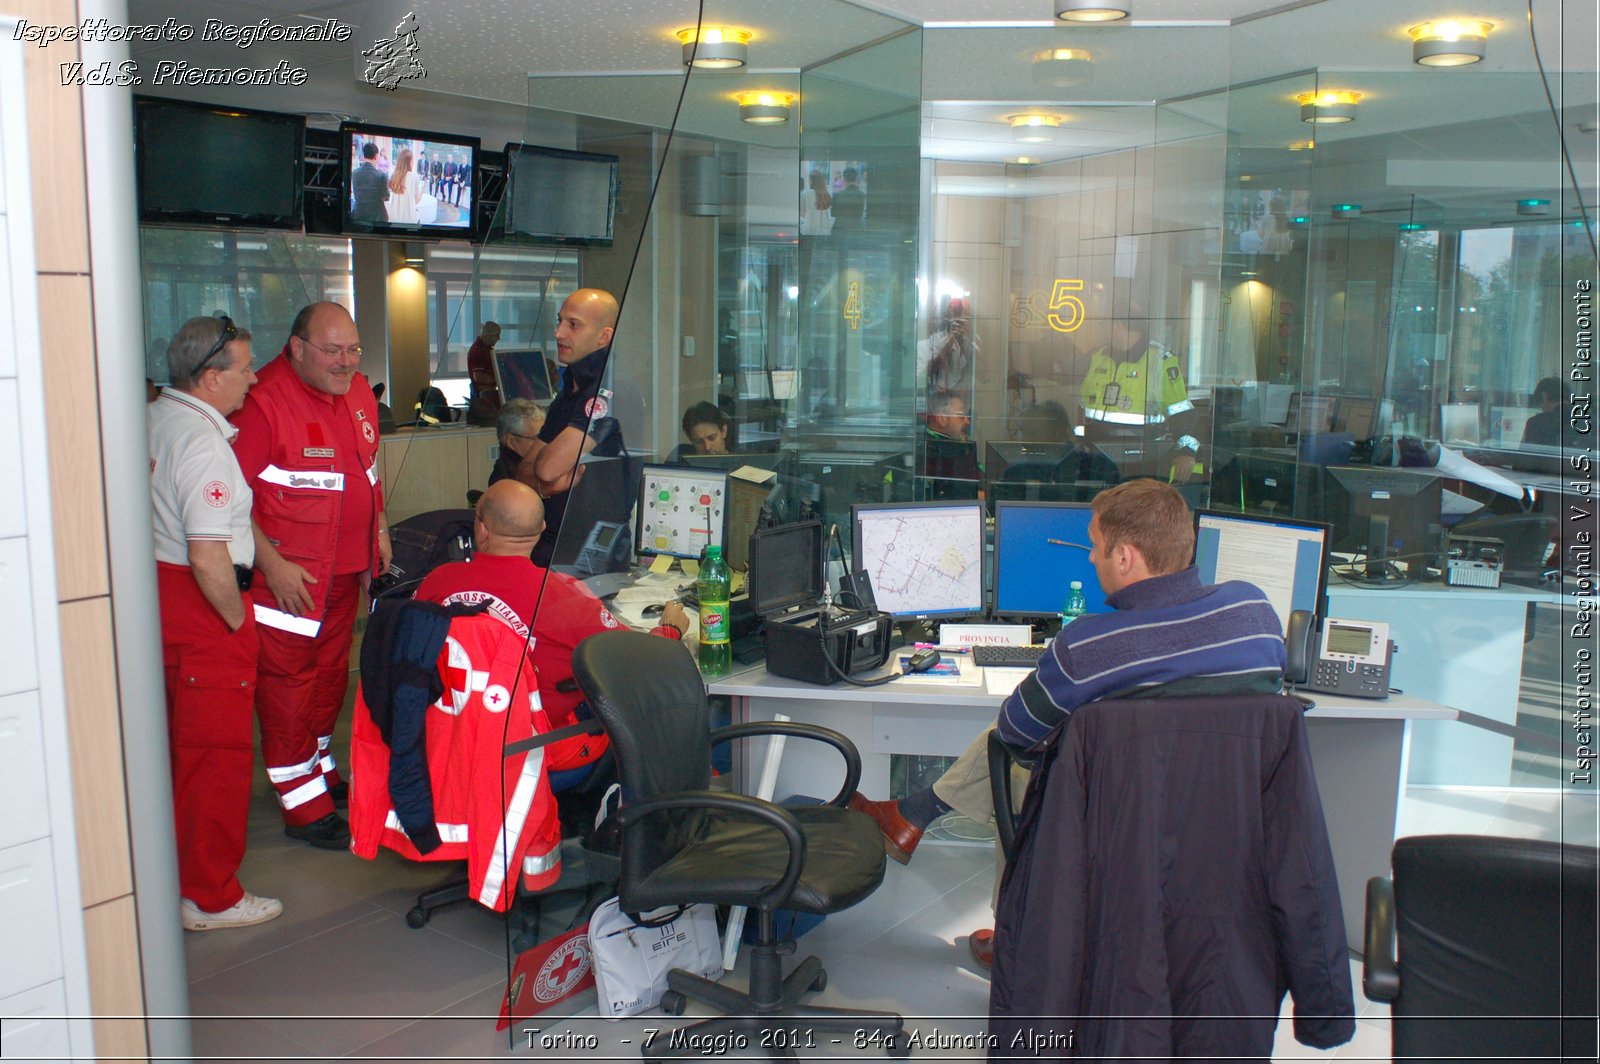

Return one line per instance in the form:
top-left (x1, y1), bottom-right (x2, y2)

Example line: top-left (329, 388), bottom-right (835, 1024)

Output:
top-left (327, 781), bottom-right (349, 808)
top-left (285, 812), bottom-right (351, 850)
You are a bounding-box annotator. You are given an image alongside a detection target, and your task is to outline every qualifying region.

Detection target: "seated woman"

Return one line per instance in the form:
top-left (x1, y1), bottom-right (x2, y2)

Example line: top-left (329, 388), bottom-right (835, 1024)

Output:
top-left (669, 400), bottom-right (736, 462)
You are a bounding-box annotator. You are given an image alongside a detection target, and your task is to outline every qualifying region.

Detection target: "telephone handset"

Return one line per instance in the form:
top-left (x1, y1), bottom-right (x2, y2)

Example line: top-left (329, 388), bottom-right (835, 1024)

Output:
top-left (1286, 610), bottom-right (1394, 700)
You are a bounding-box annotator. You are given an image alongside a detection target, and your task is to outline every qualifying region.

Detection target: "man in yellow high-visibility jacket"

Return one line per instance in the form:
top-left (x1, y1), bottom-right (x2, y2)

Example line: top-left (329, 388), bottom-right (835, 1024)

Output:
top-left (1079, 318), bottom-right (1193, 429)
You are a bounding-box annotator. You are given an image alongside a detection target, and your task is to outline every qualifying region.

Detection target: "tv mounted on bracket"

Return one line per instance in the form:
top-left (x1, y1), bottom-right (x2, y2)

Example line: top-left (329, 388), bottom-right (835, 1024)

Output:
top-left (134, 96), bottom-right (305, 231)
top-left (490, 142), bottom-right (619, 247)
top-left (340, 121), bottom-right (479, 237)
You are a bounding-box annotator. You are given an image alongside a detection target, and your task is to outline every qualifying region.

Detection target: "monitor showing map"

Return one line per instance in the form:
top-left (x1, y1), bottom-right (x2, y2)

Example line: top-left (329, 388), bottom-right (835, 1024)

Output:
top-left (851, 500), bottom-right (986, 620)
top-left (636, 465), bottom-right (727, 560)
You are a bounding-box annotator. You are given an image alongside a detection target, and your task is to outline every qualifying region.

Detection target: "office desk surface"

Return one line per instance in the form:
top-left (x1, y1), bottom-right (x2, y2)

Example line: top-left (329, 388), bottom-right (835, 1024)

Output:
top-left (708, 663), bottom-right (1458, 721)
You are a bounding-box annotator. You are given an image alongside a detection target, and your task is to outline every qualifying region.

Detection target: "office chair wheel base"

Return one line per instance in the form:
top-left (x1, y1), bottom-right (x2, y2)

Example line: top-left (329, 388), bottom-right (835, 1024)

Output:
top-left (659, 990), bottom-right (688, 1016)
top-left (405, 906), bottom-right (429, 929)
top-left (809, 970), bottom-right (827, 993)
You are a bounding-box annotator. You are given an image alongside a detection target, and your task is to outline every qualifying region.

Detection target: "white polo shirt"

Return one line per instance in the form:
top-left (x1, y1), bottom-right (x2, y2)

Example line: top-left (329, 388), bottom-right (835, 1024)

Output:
top-left (149, 388), bottom-right (255, 568)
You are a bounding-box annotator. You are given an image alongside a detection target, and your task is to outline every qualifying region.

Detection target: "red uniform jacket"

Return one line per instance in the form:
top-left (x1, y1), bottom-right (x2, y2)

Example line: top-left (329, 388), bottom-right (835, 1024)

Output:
top-left (349, 610), bottom-right (562, 908)
top-left (231, 351), bottom-right (383, 636)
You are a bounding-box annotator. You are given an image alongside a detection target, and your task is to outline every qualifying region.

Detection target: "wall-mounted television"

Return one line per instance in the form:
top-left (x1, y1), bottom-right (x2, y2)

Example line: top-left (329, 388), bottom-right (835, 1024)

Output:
top-left (340, 121), bottom-right (478, 237)
top-left (492, 143), bottom-right (618, 247)
top-left (134, 97), bottom-right (305, 230)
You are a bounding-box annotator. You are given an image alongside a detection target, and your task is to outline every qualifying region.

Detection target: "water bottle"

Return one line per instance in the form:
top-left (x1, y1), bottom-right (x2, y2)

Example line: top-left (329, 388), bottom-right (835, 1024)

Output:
top-left (697, 545), bottom-right (732, 677)
top-left (1060, 580), bottom-right (1088, 630)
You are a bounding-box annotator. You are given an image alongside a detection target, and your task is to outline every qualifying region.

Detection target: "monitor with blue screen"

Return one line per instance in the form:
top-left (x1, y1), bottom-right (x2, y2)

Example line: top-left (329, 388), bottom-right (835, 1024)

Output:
top-left (851, 500), bottom-right (986, 620)
top-left (1192, 509), bottom-right (1330, 634)
top-left (992, 501), bottom-right (1107, 620)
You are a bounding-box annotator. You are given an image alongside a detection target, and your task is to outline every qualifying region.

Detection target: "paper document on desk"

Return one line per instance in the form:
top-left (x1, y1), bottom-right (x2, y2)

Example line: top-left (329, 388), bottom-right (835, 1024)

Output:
top-left (984, 668), bottom-right (1032, 697)
top-left (896, 654), bottom-right (982, 686)
top-left (1435, 445), bottom-right (1525, 500)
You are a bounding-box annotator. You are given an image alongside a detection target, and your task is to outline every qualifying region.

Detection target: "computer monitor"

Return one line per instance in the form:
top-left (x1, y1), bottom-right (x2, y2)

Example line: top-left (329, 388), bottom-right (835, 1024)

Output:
top-left (636, 464), bottom-right (728, 560)
top-left (680, 451), bottom-right (796, 479)
top-left (851, 499), bottom-right (986, 621)
top-left (1326, 466), bottom-right (1444, 579)
top-left (1337, 398), bottom-right (1376, 439)
top-left (1289, 393), bottom-right (1336, 436)
top-left (1192, 510), bottom-right (1331, 634)
top-left (493, 349), bottom-right (554, 404)
top-left (1440, 403), bottom-right (1482, 445)
top-left (992, 501), bottom-right (1108, 620)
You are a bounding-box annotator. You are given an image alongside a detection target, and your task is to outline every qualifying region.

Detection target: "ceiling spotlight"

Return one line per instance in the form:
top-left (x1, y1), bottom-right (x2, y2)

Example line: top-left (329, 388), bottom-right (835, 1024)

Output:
top-left (1056, 1), bottom-right (1131, 22)
top-left (1033, 46), bottom-right (1094, 86)
top-left (1398, 222), bottom-right (1424, 231)
top-left (1014, 156), bottom-right (1039, 166)
top-left (1297, 89), bottom-right (1361, 124)
top-left (1331, 203), bottom-right (1363, 218)
top-left (737, 90), bottom-right (795, 125)
top-left (1517, 198), bottom-right (1551, 216)
top-left (1409, 20), bottom-right (1492, 66)
top-left (1287, 139), bottom-right (1316, 152)
top-left (676, 27), bottom-right (751, 69)
top-left (1009, 113), bottom-right (1062, 143)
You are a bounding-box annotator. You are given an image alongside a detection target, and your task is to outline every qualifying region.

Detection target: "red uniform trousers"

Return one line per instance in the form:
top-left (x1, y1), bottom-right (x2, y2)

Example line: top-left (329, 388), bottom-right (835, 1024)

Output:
top-left (256, 572), bottom-right (361, 827)
top-left (157, 562), bottom-right (258, 914)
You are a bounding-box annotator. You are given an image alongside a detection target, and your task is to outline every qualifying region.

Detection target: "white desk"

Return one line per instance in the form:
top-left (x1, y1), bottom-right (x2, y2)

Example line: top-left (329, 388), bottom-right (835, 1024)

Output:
top-left (708, 665), bottom-right (1458, 950)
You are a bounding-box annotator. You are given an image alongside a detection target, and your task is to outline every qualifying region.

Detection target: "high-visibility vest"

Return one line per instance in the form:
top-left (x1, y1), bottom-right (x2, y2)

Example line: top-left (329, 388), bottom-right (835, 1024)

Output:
top-left (1081, 343), bottom-right (1193, 426)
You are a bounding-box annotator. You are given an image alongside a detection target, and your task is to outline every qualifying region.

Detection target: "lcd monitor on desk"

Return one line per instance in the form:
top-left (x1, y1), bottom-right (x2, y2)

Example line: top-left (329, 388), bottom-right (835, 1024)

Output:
top-left (851, 499), bottom-right (985, 621)
top-left (1325, 466), bottom-right (1443, 580)
top-left (992, 501), bottom-right (1108, 619)
top-left (1193, 510), bottom-right (1330, 634)
top-left (636, 464), bottom-right (727, 560)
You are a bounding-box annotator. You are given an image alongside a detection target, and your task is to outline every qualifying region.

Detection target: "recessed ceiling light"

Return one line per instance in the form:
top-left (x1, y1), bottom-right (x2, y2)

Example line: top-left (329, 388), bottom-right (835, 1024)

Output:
top-left (1056, 1), bottom-right (1131, 22)
top-left (1331, 203), bottom-right (1362, 218)
top-left (736, 90), bottom-right (795, 125)
top-left (1287, 139), bottom-right (1316, 152)
top-left (1008, 113), bottom-right (1062, 143)
top-left (1409, 19), bottom-right (1492, 66)
top-left (1033, 46), bottom-right (1094, 86)
top-left (1516, 198), bottom-right (1551, 216)
top-left (676, 27), bottom-right (751, 69)
top-left (1297, 89), bottom-right (1361, 124)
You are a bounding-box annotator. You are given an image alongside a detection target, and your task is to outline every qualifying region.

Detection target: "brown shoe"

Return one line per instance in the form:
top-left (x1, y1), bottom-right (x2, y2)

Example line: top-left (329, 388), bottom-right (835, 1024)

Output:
top-left (847, 792), bottom-right (923, 864)
top-left (968, 928), bottom-right (994, 971)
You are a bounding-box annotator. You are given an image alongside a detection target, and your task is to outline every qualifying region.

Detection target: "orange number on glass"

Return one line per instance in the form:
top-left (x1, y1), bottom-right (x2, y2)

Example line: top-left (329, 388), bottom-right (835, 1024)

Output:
top-left (1047, 279), bottom-right (1085, 333)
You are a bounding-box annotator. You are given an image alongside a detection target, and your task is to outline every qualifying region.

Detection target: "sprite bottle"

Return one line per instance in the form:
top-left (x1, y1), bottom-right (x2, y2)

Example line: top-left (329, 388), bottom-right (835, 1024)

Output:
top-left (697, 545), bottom-right (732, 676)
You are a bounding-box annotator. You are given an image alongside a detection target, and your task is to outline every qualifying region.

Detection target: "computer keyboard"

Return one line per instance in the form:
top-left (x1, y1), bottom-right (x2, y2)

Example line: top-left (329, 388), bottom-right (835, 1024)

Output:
top-left (972, 644), bottom-right (1048, 669)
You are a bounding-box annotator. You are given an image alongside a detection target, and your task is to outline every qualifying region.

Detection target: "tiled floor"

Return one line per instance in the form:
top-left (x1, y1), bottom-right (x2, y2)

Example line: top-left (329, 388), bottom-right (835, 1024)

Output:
top-left (184, 741), bottom-right (1595, 1061)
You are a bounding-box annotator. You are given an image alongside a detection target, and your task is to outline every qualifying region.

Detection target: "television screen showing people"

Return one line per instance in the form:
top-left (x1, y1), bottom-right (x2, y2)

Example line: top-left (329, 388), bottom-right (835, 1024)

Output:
top-left (346, 129), bottom-right (475, 232)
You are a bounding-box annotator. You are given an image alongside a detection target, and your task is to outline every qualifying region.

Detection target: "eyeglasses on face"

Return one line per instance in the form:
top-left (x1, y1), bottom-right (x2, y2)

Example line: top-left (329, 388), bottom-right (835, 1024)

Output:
top-left (193, 315), bottom-right (238, 377)
top-left (300, 337), bottom-right (364, 360)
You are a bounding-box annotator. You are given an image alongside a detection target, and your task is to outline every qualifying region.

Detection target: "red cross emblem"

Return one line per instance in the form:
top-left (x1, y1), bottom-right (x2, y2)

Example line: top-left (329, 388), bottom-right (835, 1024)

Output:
top-left (203, 480), bottom-right (229, 508)
top-left (439, 638), bottom-right (477, 714)
top-left (533, 936), bottom-right (592, 1003)
top-left (482, 683), bottom-right (511, 713)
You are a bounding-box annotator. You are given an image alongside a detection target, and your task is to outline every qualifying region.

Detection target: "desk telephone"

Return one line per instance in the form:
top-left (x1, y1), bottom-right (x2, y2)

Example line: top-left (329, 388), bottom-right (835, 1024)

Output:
top-left (1286, 611), bottom-right (1394, 700)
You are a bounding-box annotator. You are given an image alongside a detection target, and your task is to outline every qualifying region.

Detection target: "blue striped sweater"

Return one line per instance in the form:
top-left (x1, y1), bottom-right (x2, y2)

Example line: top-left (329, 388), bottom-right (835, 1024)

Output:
top-left (997, 567), bottom-right (1286, 752)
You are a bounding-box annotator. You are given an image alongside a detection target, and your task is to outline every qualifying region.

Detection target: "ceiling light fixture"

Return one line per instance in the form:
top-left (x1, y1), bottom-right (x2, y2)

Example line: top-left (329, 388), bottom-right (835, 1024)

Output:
top-left (1287, 139), bottom-right (1316, 152)
top-left (1009, 113), bottom-right (1062, 142)
top-left (676, 26), bottom-right (751, 69)
top-left (737, 90), bottom-right (795, 125)
top-left (1014, 156), bottom-right (1039, 165)
top-left (1516, 198), bottom-right (1551, 216)
top-left (1409, 19), bottom-right (1492, 66)
top-left (1297, 89), bottom-right (1361, 124)
top-left (1331, 203), bottom-right (1362, 218)
top-left (1056, 1), bottom-right (1131, 22)
top-left (1033, 46), bottom-right (1094, 86)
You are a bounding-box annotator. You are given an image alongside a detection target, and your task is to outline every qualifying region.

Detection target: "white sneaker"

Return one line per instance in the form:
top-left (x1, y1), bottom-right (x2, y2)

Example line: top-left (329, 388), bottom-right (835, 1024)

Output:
top-left (181, 892), bottom-right (283, 932)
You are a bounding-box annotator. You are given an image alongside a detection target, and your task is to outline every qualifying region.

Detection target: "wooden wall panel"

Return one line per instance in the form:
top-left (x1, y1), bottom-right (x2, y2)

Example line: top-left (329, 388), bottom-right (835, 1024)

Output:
top-left (36, 275), bottom-right (108, 600)
top-left (58, 599), bottom-right (131, 907)
top-left (16, 0), bottom-right (89, 276)
top-left (82, 896), bottom-right (147, 1060)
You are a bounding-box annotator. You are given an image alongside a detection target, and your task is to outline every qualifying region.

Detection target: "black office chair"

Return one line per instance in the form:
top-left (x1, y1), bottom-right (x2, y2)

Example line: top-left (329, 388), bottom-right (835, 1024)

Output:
top-left (1364, 834), bottom-right (1598, 1064)
top-left (571, 630), bottom-right (906, 1059)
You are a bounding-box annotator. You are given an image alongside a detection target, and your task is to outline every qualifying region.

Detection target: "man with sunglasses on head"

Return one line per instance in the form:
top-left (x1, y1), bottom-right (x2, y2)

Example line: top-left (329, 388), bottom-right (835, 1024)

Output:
top-left (231, 303), bottom-right (391, 851)
top-left (150, 315), bottom-right (281, 930)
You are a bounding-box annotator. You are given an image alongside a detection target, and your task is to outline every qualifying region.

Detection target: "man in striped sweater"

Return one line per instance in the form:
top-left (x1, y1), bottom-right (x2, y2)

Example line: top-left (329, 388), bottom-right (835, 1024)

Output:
top-left (849, 479), bottom-right (1286, 967)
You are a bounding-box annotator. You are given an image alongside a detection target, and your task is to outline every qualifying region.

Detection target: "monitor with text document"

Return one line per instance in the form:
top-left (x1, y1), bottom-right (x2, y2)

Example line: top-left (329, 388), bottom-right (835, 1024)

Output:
top-left (1192, 509), bottom-right (1330, 634)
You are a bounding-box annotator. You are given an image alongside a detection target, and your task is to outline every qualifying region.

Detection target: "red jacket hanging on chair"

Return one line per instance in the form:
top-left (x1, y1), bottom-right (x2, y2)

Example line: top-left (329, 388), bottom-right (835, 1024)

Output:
top-left (349, 608), bottom-right (563, 910)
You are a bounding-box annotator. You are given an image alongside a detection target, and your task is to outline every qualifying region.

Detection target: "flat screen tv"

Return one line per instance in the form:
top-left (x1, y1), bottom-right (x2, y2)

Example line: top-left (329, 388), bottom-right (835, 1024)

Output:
top-left (493, 143), bottom-right (618, 247)
top-left (134, 97), bottom-right (304, 230)
top-left (341, 121), bottom-right (478, 236)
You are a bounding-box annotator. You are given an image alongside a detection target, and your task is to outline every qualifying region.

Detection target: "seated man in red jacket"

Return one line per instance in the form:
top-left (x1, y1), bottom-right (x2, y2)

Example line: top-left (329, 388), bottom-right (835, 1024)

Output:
top-left (415, 479), bottom-right (688, 771)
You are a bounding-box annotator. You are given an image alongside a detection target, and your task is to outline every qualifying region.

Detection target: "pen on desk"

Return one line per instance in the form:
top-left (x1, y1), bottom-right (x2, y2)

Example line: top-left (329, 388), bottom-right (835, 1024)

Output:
top-left (913, 642), bottom-right (971, 654)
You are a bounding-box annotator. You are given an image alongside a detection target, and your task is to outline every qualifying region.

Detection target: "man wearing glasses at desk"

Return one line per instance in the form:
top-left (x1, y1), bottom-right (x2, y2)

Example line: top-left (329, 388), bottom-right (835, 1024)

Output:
top-left (232, 302), bottom-right (391, 851)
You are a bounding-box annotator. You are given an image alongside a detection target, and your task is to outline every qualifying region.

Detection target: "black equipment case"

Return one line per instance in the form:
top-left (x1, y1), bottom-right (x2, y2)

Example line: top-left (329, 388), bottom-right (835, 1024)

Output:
top-left (748, 520), bottom-right (893, 686)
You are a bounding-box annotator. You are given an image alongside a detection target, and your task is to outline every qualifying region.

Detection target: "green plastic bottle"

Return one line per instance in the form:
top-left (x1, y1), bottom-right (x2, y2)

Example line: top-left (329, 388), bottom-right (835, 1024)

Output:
top-left (697, 545), bottom-right (732, 676)
top-left (1061, 580), bottom-right (1088, 630)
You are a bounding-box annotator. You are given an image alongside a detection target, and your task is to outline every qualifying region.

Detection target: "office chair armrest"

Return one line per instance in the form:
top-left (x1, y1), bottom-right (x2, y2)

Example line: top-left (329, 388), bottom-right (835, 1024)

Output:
top-left (710, 721), bottom-right (863, 807)
top-left (619, 790), bottom-right (806, 908)
top-left (1362, 875), bottom-right (1400, 1002)
top-left (987, 731), bottom-right (1019, 859)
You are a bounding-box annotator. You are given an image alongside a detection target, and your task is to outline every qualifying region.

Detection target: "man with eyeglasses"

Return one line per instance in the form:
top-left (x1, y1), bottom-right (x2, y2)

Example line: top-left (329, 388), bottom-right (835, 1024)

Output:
top-left (149, 315), bottom-right (282, 930)
top-left (489, 398), bottom-right (545, 487)
top-left (232, 302), bottom-right (391, 850)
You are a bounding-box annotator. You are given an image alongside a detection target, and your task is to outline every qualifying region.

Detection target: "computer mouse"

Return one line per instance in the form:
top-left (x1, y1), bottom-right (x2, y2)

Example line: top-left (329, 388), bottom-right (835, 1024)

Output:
top-left (642, 603), bottom-right (665, 618)
top-left (906, 648), bottom-right (941, 673)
